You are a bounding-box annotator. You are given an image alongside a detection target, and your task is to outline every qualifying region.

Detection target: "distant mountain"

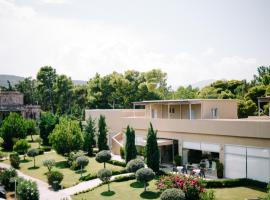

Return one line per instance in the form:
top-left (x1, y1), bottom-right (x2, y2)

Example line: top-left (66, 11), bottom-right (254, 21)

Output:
top-left (0, 74), bottom-right (87, 88)
top-left (191, 79), bottom-right (215, 89)
top-left (0, 74), bottom-right (24, 88)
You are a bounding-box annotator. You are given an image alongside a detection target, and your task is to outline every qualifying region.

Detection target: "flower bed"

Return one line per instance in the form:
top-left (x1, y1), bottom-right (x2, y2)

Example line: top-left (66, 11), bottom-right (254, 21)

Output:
top-left (156, 175), bottom-right (205, 200)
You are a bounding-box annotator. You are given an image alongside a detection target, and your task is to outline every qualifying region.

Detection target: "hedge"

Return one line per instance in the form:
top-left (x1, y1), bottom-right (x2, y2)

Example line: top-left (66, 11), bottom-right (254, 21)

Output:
top-left (107, 160), bottom-right (126, 167)
top-left (205, 178), bottom-right (268, 189)
top-left (80, 169), bottom-right (128, 181)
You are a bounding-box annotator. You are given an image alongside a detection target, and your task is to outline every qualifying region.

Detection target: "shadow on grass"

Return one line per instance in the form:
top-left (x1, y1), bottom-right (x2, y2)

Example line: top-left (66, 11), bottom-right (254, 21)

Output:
top-left (140, 191), bottom-right (160, 199)
top-left (20, 159), bottom-right (31, 163)
top-left (55, 161), bottom-right (69, 169)
top-left (101, 191), bottom-right (116, 196)
top-left (130, 181), bottom-right (148, 188)
top-left (28, 166), bottom-right (40, 170)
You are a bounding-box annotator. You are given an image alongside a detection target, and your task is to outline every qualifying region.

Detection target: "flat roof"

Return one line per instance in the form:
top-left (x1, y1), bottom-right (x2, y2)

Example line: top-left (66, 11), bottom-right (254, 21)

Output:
top-left (133, 99), bottom-right (237, 105)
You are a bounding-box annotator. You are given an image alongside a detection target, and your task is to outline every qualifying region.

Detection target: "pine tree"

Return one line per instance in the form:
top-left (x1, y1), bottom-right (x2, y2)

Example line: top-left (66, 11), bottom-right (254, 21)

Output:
top-left (145, 123), bottom-right (159, 172)
top-left (125, 125), bottom-right (137, 163)
top-left (97, 115), bottom-right (109, 151)
top-left (83, 116), bottom-right (96, 156)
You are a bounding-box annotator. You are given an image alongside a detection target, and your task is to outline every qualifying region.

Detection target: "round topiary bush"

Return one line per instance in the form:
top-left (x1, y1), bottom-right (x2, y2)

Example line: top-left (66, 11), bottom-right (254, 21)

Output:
top-left (43, 158), bottom-right (56, 172)
top-left (95, 150), bottom-right (111, 168)
top-left (126, 159), bottom-right (145, 173)
top-left (47, 170), bottom-right (63, 190)
top-left (160, 188), bottom-right (185, 200)
top-left (16, 178), bottom-right (39, 200)
top-left (97, 168), bottom-right (112, 192)
top-left (27, 148), bottom-right (40, 168)
top-left (76, 156), bottom-right (89, 176)
top-left (135, 168), bottom-right (155, 192)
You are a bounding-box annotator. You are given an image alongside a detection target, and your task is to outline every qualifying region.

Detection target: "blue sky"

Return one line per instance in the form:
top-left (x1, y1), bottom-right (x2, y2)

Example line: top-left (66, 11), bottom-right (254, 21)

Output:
top-left (0, 0), bottom-right (269, 88)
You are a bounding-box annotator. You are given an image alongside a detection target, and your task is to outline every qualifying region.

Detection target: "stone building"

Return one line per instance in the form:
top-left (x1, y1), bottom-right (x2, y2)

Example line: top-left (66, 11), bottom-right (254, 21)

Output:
top-left (0, 91), bottom-right (41, 121)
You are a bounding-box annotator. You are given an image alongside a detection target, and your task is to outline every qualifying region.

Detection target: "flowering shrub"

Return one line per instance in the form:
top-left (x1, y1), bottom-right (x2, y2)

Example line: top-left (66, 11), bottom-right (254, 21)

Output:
top-left (156, 175), bottom-right (205, 200)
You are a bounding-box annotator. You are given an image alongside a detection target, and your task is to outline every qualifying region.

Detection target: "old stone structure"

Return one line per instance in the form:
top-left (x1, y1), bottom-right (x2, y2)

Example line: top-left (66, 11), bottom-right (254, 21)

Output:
top-left (0, 91), bottom-right (41, 121)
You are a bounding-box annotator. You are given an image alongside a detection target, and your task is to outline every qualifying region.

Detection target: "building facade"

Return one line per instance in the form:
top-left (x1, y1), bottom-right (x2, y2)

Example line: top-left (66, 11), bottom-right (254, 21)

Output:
top-left (85, 99), bottom-right (270, 183)
top-left (0, 91), bottom-right (41, 121)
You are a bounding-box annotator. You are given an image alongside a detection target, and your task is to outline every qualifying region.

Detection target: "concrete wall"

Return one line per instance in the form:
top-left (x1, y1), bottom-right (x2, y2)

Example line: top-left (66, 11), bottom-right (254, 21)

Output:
top-left (0, 92), bottom-right (23, 106)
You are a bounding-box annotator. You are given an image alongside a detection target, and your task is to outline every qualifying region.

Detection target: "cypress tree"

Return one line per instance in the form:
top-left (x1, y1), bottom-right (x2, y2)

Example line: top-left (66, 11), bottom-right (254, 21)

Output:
top-left (125, 125), bottom-right (137, 163)
top-left (97, 115), bottom-right (109, 151)
top-left (83, 116), bottom-right (96, 156)
top-left (145, 123), bottom-right (159, 172)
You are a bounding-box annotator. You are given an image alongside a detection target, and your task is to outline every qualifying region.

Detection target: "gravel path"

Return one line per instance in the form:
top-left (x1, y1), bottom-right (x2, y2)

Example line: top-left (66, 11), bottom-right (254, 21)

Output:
top-left (0, 162), bottom-right (132, 200)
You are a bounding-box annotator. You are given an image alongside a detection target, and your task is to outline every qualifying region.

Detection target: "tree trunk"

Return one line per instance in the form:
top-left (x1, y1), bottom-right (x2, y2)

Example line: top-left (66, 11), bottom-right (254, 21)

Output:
top-left (108, 182), bottom-right (110, 192)
top-left (80, 165), bottom-right (83, 177)
top-left (34, 157), bottom-right (36, 167)
top-left (144, 182), bottom-right (146, 192)
top-left (104, 162), bottom-right (106, 168)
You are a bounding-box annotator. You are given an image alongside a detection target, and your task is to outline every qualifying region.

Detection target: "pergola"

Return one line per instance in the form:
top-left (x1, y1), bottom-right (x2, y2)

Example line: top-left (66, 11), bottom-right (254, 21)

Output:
top-left (258, 96), bottom-right (270, 117)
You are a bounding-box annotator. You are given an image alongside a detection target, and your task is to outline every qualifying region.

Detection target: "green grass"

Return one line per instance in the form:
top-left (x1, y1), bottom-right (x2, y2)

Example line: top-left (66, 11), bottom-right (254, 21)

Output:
top-left (3, 139), bottom-right (124, 188)
top-left (72, 180), bottom-right (267, 200)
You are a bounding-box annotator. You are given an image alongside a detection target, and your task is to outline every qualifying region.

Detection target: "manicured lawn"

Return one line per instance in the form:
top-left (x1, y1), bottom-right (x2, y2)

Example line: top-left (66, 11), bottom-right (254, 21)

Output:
top-left (213, 187), bottom-right (267, 200)
top-left (3, 139), bottom-right (124, 188)
top-left (72, 180), bottom-right (267, 200)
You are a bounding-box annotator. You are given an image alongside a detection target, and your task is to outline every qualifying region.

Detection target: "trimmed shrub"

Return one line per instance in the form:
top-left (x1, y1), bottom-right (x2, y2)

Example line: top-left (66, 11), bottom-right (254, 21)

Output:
top-left (216, 160), bottom-right (224, 178)
top-left (76, 156), bottom-right (89, 176)
top-left (95, 150), bottom-right (111, 168)
top-left (13, 139), bottom-right (30, 160)
top-left (67, 151), bottom-right (85, 170)
top-left (27, 148), bottom-right (40, 168)
top-left (16, 178), bottom-right (39, 200)
top-left (126, 159), bottom-right (145, 173)
top-left (10, 152), bottom-right (20, 169)
top-left (120, 147), bottom-right (125, 160)
top-left (47, 171), bottom-right (63, 190)
top-left (80, 169), bottom-right (128, 181)
top-left (97, 168), bottom-right (112, 192)
top-left (200, 190), bottom-right (216, 200)
top-left (0, 168), bottom-right (18, 191)
top-left (43, 159), bottom-right (56, 172)
top-left (114, 174), bottom-right (136, 182)
top-left (174, 155), bottom-right (182, 166)
top-left (107, 160), bottom-right (126, 167)
top-left (135, 168), bottom-right (155, 192)
top-left (41, 146), bottom-right (52, 152)
top-left (160, 188), bottom-right (185, 200)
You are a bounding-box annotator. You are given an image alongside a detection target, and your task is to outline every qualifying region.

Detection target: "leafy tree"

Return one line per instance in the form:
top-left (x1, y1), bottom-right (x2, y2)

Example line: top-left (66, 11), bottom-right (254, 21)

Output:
top-left (71, 85), bottom-right (88, 119)
top-left (76, 156), bottom-right (89, 177)
top-left (97, 168), bottom-right (112, 192)
top-left (238, 100), bottom-right (257, 118)
top-left (49, 117), bottom-right (84, 155)
top-left (83, 116), bottom-right (96, 156)
top-left (39, 112), bottom-right (58, 145)
top-left (54, 74), bottom-right (73, 115)
top-left (198, 86), bottom-right (219, 99)
top-left (97, 115), bottom-right (109, 151)
top-left (0, 113), bottom-right (27, 150)
top-left (145, 123), bottom-right (160, 172)
top-left (125, 126), bottom-right (137, 163)
top-left (253, 66), bottom-right (270, 85)
top-left (245, 85), bottom-right (267, 103)
top-left (135, 168), bottom-right (155, 192)
top-left (174, 85), bottom-right (199, 99)
top-left (0, 168), bottom-right (18, 191)
top-left (10, 152), bottom-right (20, 169)
top-left (95, 150), bottom-right (111, 168)
top-left (13, 139), bottom-right (31, 160)
top-left (25, 119), bottom-right (37, 142)
top-left (15, 77), bottom-right (38, 105)
top-left (43, 159), bottom-right (56, 172)
top-left (16, 178), bottom-right (39, 200)
top-left (37, 66), bottom-right (57, 112)
top-left (47, 170), bottom-right (63, 190)
top-left (27, 149), bottom-right (39, 168)
top-left (126, 159), bottom-right (145, 173)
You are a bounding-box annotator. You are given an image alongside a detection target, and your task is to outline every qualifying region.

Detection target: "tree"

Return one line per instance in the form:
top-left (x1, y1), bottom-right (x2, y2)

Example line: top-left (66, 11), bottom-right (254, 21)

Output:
top-left (95, 150), bottom-right (111, 168)
top-left (125, 126), bottom-right (137, 163)
top-left (97, 168), bottom-right (112, 192)
top-left (145, 123), bottom-right (160, 173)
top-left (13, 139), bottom-right (31, 160)
top-left (43, 159), bottom-right (56, 172)
top-left (25, 119), bottom-right (37, 142)
top-left (16, 178), bottom-right (39, 200)
top-left (253, 66), bottom-right (270, 85)
top-left (37, 66), bottom-right (57, 112)
top-left (83, 116), bottom-right (96, 156)
top-left (47, 171), bottom-right (63, 190)
top-left (15, 77), bottom-right (38, 105)
top-left (27, 149), bottom-right (39, 168)
top-left (0, 168), bottom-right (18, 191)
top-left (0, 113), bottom-right (27, 150)
top-left (174, 85), bottom-right (199, 99)
top-left (39, 112), bottom-right (58, 145)
top-left (238, 100), bottom-right (257, 118)
top-left (126, 159), bottom-right (145, 173)
top-left (160, 188), bottom-right (185, 200)
top-left (76, 156), bottom-right (89, 177)
top-left (49, 117), bottom-right (84, 155)
top-left (54, 74), bottom-right (73, 115)
top-left (10, 152), bottom-right (20, 169)
top-left (97, 115), bottom-right (109, 151)
top-left (135, 168), bottom-right (155, 192)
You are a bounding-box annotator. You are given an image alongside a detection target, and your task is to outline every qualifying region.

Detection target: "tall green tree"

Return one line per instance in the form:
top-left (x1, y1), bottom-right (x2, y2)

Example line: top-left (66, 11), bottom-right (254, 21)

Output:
top-left (37, 66), bottom-right (57, 112)
top-left (83, 116), bottom-right (96, 156)
top-left (253, 66), bottom-right (270, 85)
top-left (0, 113), bottom-right (27, 150)
top-left (97, 115), bottom-right (109, 151)
top-left (15, 77), bottom-right (38, 105)
top-left (39, 112), bottom-right (58, 145)
top-left (49, 117), bottom-right (84, 155)
top-left (145, 123), bottom-right (159, 173)
top-left (25, 119), bottom-right (36, 142)
top-left (174, 85), bottom-right (199, 99)
top-left (125, 125), bottom-right (137, 163)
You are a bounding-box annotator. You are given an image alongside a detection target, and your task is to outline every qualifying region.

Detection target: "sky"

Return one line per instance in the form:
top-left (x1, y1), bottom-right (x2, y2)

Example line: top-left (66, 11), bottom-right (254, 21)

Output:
top-left (0, 0), bottom-right (270, 88)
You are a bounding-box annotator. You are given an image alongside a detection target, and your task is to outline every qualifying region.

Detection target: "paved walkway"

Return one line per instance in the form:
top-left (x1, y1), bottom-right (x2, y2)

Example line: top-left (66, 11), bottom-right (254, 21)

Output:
top-left (0, 162), bottom-right (132, 200)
